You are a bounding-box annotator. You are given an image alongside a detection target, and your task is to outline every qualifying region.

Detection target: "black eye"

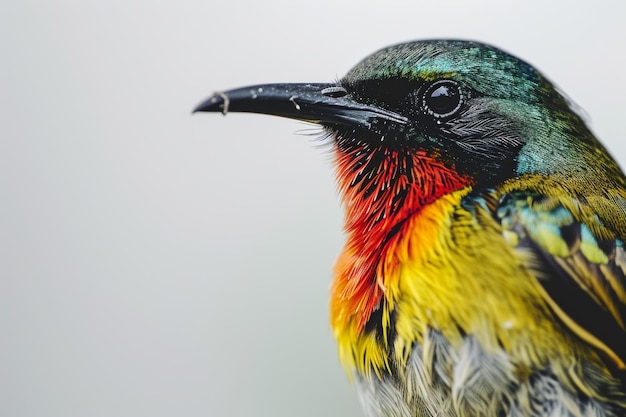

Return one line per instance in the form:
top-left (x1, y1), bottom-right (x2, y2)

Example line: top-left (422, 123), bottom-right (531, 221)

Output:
top-left (422, 80), bottom-right (463, 118)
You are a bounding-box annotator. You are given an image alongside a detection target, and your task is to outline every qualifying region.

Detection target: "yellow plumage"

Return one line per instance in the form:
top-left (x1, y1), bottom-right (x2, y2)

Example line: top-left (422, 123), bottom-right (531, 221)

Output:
top-left (334, 183), bottom-right (610, 382)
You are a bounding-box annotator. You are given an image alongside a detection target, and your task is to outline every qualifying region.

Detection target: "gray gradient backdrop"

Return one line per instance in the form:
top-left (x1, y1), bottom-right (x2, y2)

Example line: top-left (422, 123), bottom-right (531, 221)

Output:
top-left (2, 1), bottom-right (625, 416)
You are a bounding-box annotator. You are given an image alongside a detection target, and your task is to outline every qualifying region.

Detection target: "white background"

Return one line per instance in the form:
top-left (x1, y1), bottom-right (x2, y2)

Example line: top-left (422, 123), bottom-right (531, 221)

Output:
top-left (2, 1), bottom-right (625, 416)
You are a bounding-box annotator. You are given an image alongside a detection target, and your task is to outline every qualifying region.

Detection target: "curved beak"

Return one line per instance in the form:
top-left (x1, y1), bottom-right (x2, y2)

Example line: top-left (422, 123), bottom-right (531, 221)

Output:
top-left (194, 83), bottom-right (407, 134)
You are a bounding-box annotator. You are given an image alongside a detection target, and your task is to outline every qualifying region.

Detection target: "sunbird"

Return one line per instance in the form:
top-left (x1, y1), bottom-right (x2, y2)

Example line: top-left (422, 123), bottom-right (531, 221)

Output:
top-left (195, 40), bottom-right (626, 417)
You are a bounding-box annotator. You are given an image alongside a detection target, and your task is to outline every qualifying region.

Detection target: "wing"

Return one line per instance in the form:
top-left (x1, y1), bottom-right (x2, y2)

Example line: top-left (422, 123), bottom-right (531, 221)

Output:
top-left (493, 180), bottom-right (626, 371)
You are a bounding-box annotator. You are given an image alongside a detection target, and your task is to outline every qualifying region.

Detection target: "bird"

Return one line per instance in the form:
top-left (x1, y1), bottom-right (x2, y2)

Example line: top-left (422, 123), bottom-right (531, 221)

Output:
top-left (194, 40), bottom-right (626, 417)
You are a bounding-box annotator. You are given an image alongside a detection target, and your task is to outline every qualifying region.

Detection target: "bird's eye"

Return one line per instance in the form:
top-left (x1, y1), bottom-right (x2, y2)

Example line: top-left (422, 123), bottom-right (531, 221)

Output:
top-left (422, 80), bottom-right (463, 118)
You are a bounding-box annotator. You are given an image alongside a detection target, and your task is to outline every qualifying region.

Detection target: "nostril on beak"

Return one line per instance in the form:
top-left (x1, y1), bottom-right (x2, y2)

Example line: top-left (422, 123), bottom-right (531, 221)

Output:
top-left (321, 86), bottom-right (348, 98)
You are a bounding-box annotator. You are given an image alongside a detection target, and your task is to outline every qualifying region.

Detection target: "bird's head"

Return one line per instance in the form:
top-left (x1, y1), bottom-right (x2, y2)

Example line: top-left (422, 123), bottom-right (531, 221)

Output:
top-left (196, 40), bottom-right (620, 231)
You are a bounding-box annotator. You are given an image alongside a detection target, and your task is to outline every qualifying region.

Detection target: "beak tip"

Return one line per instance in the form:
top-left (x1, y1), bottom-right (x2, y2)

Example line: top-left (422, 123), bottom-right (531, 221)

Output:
top-left (193, 93), bottom-right (227, 114)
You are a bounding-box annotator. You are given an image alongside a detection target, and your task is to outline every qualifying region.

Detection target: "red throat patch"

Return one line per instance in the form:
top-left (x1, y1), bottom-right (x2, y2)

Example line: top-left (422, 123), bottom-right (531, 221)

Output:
top-left (331, 144), bottom-right (472, 332)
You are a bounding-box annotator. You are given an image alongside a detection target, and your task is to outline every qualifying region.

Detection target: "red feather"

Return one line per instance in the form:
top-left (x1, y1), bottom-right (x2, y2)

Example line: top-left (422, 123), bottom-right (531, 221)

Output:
top-left (331, 145), bottom-right (471, 332)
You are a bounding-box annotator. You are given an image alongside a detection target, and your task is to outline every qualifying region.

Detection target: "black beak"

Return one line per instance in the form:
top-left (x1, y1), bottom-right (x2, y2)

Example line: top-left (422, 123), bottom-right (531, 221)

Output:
top-left (194, 83), bottom-right (407, 133)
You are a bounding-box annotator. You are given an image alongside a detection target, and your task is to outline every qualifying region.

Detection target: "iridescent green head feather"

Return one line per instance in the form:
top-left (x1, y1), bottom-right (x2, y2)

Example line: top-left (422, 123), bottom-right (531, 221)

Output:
top-left (338, 40), bottom-right (623, 189)
top-left (343, 40), bottom-right (542, 101)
